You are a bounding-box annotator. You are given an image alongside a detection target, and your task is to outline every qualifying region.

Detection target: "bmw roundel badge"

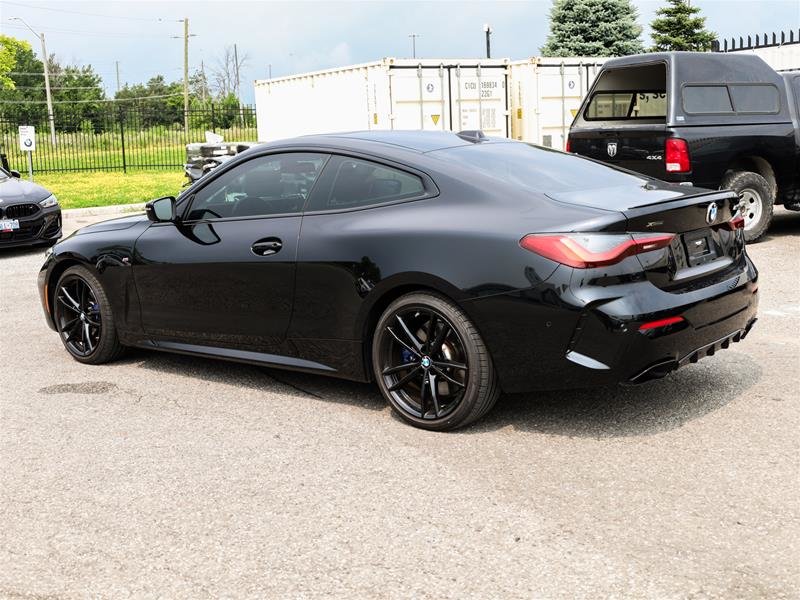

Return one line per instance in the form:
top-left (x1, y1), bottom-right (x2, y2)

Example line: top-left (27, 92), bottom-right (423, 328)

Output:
top-left (706, 202), bottom-right (718, 224)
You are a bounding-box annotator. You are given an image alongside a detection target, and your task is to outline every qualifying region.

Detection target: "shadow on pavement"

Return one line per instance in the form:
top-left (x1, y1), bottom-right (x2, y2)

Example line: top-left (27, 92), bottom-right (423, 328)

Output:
top-left (127, 349), bottom-right (384, 411)
top-left (125, 345), bottom-right (760, 437)
top-left (761, 208), bottom-right (800, 242)
top-left (470, 351), bottom-right (761, 438)
top-left (0, 246), bottom-right (49, 260)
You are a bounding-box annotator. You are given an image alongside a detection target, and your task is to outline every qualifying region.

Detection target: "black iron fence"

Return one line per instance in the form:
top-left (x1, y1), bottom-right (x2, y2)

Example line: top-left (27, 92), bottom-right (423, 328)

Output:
top-left (0, 102), bottom-right (258, 174)
top-left (712, 28), bottom-right (800, 52)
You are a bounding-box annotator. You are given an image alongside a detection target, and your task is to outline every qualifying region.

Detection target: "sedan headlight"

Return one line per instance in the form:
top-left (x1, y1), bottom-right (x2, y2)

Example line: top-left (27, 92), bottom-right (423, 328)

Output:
top-left (39, 194), bottom-right (58, 208)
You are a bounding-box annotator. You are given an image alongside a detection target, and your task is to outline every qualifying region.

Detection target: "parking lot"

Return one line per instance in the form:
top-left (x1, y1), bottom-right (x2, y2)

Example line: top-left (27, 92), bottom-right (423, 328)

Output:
top-left (1, 207), bottom-right (798, 598)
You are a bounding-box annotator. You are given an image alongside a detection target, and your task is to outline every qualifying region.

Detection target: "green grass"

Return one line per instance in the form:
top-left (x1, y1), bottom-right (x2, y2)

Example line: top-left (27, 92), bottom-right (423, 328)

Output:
top-left (1, 124), bottom-right (257, 172)
top-left (35, 171), bottom-right (186, 210)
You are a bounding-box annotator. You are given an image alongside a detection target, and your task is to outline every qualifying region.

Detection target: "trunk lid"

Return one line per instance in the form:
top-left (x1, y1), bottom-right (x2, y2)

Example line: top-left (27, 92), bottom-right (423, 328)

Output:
top-left (569, 126), bottom-right (668, 179)
top-left (547, 184), bottom-right (744, 291)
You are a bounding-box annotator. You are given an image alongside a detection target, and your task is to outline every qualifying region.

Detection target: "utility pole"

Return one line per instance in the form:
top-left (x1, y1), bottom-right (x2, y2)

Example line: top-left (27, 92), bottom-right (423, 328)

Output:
top-left (268, 64), bottom-right (272, 79)
top-left (200, 60), bottom-right (207, 102)
top-left (115, 61), bottom-right (121, 93)
top-left (234, 44), bottom-right (241, 102)
top-left (408, 33), bottom-right (421, 59)
top-left (484, 24), bottom-right (493, 59)
top-left (172, 19), bottom-right (195, 135)
top-left (234, 43), bottom-right (243, 124)
top-left (182, 18), bottom-right (189, 135)
top-left (11, 17), bottom-right (56, 145)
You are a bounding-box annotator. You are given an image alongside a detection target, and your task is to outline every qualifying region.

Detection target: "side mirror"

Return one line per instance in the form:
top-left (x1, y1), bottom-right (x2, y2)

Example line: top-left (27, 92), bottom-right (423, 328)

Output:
top-left (9, 170), bottom-right (20, 178)
top-left (145, 196), bottom-right (177, 222)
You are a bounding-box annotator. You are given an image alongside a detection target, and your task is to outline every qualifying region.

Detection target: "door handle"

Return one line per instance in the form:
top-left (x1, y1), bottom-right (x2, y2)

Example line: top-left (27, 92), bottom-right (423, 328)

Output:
top-left (251, 238), bottom-right (283, 256)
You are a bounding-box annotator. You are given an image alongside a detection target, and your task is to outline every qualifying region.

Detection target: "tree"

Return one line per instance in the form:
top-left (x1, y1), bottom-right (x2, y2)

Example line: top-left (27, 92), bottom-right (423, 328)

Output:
top-left (0, 35), bottom-right (30, 89)
top-left (0, 47), bottom-right (106, 127)
top-left (115, 75), bottom-right (184, 127)
top-left (541, 0), bottom-right (645, 57)
top-left (210, 46), bottom-right (248, 99)
top-left (650, 0), bottom-right (716, 52)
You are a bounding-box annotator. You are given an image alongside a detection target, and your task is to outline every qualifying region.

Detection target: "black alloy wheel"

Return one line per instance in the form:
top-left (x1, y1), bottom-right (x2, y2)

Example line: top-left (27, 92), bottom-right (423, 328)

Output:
top-left (55, 275), bottom-right (102, 357)
top-left (54, 266), bottom-right (124, 364)
top-left (373, 292), bottom-right (500, 431)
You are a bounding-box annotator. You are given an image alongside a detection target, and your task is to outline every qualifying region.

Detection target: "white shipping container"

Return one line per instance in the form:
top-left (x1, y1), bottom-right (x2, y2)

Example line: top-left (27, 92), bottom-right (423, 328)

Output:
top-left (254, 58), bottom-right (511, 142)
top-left (724, 44), bottom-right (800, 72)
top-left (508, 57), bottom-right (607, 150)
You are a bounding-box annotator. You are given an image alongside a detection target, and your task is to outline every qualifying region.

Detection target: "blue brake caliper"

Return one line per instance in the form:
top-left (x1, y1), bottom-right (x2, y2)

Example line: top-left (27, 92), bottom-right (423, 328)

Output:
top-left (401, 348), bottom-right (415, 364)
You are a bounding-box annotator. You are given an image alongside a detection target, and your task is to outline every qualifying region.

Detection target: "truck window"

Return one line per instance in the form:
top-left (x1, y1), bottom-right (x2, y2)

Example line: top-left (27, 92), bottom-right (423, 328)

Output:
top-left (729, 84), bottom-right (780, 113)
top-left (585, 91), bottom-right (666, 120)
top-left (683, 86), bottom-right (733, 114)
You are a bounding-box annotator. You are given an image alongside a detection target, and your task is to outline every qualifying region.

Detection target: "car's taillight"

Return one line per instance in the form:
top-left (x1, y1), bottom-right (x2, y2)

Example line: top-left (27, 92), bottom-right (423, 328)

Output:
top-left (565, 137), bottom-right (572, 153)
top-left (665, 138), bottom-right (690, 173)
top-left (519, 232), bottom-right (675, 269)
top-left (638, 316), bottom-right (685, 331)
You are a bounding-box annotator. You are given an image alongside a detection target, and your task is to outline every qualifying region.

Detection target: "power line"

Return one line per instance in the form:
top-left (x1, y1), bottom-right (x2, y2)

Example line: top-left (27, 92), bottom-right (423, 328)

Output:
top-left (0, 1), bottom-right (166, 23)
top-left (8, 85), bottom-right (103, 89)
top-left (1, 21), bottom-right (170, 39)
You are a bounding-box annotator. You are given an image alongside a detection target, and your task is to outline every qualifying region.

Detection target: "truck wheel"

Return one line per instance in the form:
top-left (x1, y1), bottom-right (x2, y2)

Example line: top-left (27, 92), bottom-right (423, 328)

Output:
top-left (721, 171), bottom-right (774, 243)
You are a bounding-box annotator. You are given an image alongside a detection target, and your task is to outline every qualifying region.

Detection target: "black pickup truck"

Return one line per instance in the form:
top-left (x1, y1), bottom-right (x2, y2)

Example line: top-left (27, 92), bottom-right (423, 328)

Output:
top-left (568, 52), bottom-right (800, 242)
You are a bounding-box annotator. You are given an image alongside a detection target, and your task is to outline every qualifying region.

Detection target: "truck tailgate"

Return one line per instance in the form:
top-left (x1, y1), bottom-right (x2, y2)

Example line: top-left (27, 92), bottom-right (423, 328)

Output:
top-left (569, 126), bottom-right (668, 179)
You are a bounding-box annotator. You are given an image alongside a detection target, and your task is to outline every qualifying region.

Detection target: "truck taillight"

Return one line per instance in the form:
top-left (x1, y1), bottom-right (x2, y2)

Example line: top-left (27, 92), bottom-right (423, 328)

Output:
top-left (519, 233), bottom-right (675, 269)
top-left (565, 137), bottom-right (572, 153)
top-left (665, 138), bottom-right (690, 173)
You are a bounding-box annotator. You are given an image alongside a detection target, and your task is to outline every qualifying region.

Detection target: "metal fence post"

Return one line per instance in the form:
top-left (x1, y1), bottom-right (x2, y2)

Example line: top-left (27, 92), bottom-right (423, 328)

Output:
top-left (118, 106), bottom-right (127, 174)
top-left (211, 103), bottom-right (216, 133)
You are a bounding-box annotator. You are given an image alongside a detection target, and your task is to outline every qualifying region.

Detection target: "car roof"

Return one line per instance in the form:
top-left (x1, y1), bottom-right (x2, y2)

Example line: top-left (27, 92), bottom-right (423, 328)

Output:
top-left (280, 130), bottom-right (484, 153)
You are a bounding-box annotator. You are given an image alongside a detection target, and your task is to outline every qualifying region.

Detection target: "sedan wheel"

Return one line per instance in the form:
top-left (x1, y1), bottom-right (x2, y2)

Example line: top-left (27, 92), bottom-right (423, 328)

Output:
top-left (55, 275), bottom-right (102, 357)
top-left (372, 292), bottom-right (500, 431)
top-left (54, 266), bottom-right (124, 364)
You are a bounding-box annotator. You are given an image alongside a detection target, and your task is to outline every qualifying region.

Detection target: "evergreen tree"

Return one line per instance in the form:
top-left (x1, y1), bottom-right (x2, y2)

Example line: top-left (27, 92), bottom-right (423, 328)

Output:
top-left (541, 0), bottom-right (645, 57)
top-left (650, 0), bottom-right (716, 52)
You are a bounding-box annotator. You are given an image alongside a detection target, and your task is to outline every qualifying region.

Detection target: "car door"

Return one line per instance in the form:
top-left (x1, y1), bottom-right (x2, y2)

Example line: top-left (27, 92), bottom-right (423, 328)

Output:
top-left (133, 151), bottom-right (329, 353)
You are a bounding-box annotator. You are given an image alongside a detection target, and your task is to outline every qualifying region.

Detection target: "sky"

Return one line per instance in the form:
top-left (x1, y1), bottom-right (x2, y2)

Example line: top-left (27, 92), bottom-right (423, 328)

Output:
top-left (1, 0), bottom-right (799, 103)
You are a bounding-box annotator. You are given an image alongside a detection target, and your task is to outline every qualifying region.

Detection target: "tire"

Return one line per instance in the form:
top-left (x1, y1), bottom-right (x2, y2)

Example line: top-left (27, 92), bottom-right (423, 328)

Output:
top-left (722, 171), bottom-right (774, 243)
top-left (372, 292), bottom-right (500, 431)
top-left (53, 265), bottom-right (125, 365)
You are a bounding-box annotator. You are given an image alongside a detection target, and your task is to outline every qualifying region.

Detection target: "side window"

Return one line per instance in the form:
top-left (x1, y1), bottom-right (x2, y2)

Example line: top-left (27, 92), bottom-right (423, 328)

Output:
top-left (185, 152), bottom-right (329, 220)
top-left (682, 85), bottom-right (733, 114)
top-left (585, 91), bottom-right (666, 120)
top-left (306, 156), bottom-right (426, 211)
top-left (729, 84), bottom-right (780, 113)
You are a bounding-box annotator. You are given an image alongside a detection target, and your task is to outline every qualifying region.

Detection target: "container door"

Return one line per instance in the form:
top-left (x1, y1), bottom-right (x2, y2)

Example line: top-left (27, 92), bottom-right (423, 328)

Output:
top-left (450, 66), bottom-right (508, 137)
top-left (536, 62), bottom-right (603, 150)
top-left (388, 66), bottom-right (449, 131)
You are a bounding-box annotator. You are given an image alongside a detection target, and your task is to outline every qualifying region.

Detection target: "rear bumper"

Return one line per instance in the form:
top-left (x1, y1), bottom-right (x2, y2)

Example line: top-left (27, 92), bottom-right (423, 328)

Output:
top-left (465, 255), bottom-right (759, 394)
top-left (627, 317), bottom-right (756, 384)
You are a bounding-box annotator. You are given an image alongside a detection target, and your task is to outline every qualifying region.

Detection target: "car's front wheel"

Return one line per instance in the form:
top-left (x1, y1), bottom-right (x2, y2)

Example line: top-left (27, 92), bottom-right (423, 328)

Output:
top-left (372, 292), bottom-right (500, 431)
top-left (53, 265), bottom-right (124, 364)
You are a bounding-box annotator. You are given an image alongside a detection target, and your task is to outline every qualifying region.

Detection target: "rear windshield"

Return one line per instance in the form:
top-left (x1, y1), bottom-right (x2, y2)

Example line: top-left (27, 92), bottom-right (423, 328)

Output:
top-left (436, 141), bottom-right (646, 194)
top-left (585, 91), bottom-right (667, 120)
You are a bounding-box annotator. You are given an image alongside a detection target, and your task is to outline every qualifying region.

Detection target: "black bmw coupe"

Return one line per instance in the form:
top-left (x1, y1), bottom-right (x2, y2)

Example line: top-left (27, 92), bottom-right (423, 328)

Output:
top-left (38, 131), bottom-right (758, 430)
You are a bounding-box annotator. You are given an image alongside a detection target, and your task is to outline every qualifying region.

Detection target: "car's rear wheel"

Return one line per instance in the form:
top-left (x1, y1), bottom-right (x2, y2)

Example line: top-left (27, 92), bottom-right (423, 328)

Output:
top-left (722, 171), bottom-right (774, 243)
top-left (372, 292), bottom-right (500, 431)
top-left (54, 265), bottom-right (124, 364)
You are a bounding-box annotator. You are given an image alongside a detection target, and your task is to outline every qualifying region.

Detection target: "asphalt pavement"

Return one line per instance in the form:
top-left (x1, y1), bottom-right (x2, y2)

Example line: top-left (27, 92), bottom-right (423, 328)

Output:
top-left (1, 206), bottom-right (798, 598)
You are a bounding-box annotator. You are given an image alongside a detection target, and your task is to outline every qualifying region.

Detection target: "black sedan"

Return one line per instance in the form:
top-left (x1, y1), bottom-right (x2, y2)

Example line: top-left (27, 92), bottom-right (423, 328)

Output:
top-left (38, 131), bottom-right (758, 430)
top-left (0, 168), bottom-right (61, 248)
